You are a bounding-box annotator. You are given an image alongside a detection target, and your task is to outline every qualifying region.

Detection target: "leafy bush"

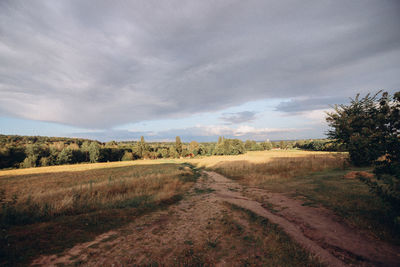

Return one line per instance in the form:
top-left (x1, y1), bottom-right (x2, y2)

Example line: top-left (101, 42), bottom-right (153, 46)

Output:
top-left (327, 91), bottom-right (400, 211)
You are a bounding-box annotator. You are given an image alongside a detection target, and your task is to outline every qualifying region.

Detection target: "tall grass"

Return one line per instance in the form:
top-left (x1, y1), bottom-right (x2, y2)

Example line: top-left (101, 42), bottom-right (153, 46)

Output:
top-left (187, 150), bottom-right (343, 168)
top-left (1, 163), bottom-right (198, 266)
top-left (211, 154), bottom-right (348, 185)
top-left (210, 153), bottom-right (400, 244)
top-left (0, 164), bottom-right (194, 226)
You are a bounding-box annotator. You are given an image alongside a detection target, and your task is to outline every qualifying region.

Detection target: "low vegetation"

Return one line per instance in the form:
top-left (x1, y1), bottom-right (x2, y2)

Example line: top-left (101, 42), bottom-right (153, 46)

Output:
top-left (208, 154), bottom-right (400, 245)
top-left (223, 203), bottom-right (323, 266)
top-left (0, 163), bottom-right (198, 266)
top-left (211, 154), bottom-right (348, 185)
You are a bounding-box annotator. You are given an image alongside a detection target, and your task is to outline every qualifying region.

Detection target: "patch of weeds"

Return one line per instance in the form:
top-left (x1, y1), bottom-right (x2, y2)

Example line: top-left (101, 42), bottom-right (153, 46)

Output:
top-left (73, 259), bottom-right (85, 266)
top-left (301, 201), bottom-right (319, 207)
top-left (194, 188), bottom-right (215, 195)
top-left (220, 214), bottom-right (244, 235)
top-left (184, 240), bottom-right (194, 246)
top-left (206, 236), bottom-right (219, 249)
top-left (243, 235), bottom-right (256, 243)
top-left (261, 201), bottom-right (279, 213)
top-left (179, 163), bottom-right (201, 183)
top-left (69, 255), bottom-right (80, 261)
top-left (173, 247), bottom-right (210, 266)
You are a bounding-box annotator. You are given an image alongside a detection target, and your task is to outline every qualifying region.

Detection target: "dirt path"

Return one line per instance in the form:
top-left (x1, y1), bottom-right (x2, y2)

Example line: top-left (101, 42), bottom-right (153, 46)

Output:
top-left (206, 171), bottom-right (400, 267)
top-left (32, 171), bottom-right (400, 267)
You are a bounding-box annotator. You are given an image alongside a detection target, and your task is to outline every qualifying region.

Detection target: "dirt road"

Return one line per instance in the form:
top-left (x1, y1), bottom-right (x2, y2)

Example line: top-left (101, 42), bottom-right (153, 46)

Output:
top-left (32, 171), bottom-right (400, 266)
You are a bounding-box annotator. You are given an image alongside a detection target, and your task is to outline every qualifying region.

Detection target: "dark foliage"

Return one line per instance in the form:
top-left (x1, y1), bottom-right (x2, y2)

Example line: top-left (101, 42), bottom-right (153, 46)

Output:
top-left (327, 91), bottom-right (400, 211)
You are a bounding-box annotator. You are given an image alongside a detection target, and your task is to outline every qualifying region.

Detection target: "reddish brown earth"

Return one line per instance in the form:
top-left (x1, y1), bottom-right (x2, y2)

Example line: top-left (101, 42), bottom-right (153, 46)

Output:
top-left (207, 171), bottom-right (400, 267)
top-left (32, 171), bottom-right (400, 267)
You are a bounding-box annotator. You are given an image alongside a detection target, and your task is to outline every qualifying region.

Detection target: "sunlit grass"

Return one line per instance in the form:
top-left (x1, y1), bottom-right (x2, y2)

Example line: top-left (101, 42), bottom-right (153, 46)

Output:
top-left (186, 149), bottom-right (347, 169)
top-left (0, 164), bottom-right (194, 225)
top-left (0, 163), bottom-right (198, 266)
top-left (0, 159), bottom-right (179, 177)
top-left (209, 153), bottom-right (348, 185)
top-left (0, 150), bottom-right (341, 178)
top-left (206, 152), bottom-right (400, 245)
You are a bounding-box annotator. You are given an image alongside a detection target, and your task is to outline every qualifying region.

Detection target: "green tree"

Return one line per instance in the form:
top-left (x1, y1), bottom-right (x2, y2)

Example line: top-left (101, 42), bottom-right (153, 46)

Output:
top-left (327, 91), bottom-right (400, 210)
top-left (57, 147), bottom-right (73, 164)
top-left (244, 140), bottom-right (253, 151)
top-left (39, 157), bottom-right (50, 166)
top-left (121, 151), bottom-right (134, 161)
top-left (22, 144), bottom-right (44, 167)
top-left (88, 142), bottom-right (100, 163)
top-left (279, 141), bottom-right (285, 149)
top-left (189, 141), bottom-right (199, 155)
top-left (175, 136), bottom-right (182, 157)
top-left (326, 92), bottom-right (382, 166)
top-left (138, 136), bottom-right (147, 158)
top-left (81, 141), bottom-right (91, 162)
top-left (217, 136), bottom-right (223, 145)
top-left (105, 140), bottom-right (118, 147)
top-left (159, 148), bottom-right (170, 158)
top-left (262, 140), bottom-right (272, 150)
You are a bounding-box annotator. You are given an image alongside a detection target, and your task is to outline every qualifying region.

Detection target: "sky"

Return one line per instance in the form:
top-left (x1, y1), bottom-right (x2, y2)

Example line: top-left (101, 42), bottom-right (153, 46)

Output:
top-left (0, 0), bottom-right (399, 142)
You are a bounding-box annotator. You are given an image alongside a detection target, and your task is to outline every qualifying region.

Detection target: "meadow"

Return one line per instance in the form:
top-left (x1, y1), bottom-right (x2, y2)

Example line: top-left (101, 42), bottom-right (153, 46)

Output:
top-left (0, 163), bottom-right (198, 266)
top-left (204, 152), bottom-right (399, 245)
top-left (1, 149), bottom-right (398, 265)
top-left (0, 150), bottom-right (342, 177)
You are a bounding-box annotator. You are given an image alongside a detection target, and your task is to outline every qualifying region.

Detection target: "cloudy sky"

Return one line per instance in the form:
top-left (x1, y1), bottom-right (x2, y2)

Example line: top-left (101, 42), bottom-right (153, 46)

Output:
top-left (0, 0), bottom-right (399, 142)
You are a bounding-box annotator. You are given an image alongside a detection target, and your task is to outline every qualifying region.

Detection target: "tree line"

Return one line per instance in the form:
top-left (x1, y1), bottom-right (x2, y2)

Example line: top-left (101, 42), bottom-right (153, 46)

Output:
top-left (0, 135), bottom-right (266, 170)
top-left (0, 135), bottom-right (342, 170)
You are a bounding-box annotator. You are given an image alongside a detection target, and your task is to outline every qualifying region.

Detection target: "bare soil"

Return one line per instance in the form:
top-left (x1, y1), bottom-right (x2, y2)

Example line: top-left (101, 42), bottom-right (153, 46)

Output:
top-left (32, 171), bottom-right (400, 267)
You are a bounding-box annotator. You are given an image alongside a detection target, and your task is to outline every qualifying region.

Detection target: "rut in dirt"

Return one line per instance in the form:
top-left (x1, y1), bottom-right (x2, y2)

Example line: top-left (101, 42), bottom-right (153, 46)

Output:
top-left (205, 171), bottom-right (400, 267)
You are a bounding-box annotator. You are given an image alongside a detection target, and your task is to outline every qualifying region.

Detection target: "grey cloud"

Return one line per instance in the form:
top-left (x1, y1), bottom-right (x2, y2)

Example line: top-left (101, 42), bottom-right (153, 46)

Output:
top-left (220, 111), bottom-right (256, 124)
top-left (276, 97), bottom-right (349, 113)
top-left (0, 0), bottom-right (399, 128)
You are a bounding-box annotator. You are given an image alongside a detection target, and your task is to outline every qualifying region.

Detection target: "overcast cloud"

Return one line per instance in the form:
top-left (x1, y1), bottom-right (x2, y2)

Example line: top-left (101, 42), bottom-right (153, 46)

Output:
top-left (220, 111), bottom-right (257, 125)
top-left (0, 0), bottom-right (399, 139)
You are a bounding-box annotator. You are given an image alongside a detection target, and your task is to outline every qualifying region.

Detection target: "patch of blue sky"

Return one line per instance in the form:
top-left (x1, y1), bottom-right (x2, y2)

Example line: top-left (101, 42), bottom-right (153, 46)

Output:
top-left (115, 98), bottom-right (288, 132)
top-left (0, 116), bottom-right (93, 137)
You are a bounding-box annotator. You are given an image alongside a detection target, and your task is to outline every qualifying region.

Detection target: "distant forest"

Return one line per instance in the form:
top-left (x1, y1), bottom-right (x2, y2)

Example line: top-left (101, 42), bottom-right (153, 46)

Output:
top-left (0, 134), bottom-right (341, 170)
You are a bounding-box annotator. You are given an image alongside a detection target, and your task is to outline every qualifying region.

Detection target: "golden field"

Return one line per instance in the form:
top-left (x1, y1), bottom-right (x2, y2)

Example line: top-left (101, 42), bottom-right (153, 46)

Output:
top-left (206, 152), bottom-right (348, 185)
top-left (0, 149), bottom-right (343, 178)
top-left (186, 149), bottom-right (347, 168)
top-left (0, 164), bottom-right (194, 219)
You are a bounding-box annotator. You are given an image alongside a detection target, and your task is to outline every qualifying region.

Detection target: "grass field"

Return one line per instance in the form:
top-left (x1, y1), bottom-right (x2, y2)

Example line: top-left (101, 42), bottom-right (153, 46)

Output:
top-left (0, 163), bottom-right (199, 266)
top-left (206, 152), bottom-right (400, 245)
top-left (0, 150), bottom-right (344, 177)
top-left (0, 159), bottom-right (178, 177)
top-left (186, 149), bottom-right (346, 168)
top-left (2, 149), bottom-right (398, 265)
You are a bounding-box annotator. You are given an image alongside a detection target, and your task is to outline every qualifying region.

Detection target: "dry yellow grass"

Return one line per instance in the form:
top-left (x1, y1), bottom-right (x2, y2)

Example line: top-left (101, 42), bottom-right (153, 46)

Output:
top-left (0, 149), bottom-right (344, 178)
top-left (206, 151), bottom-right (348, 186)
top-left (186, 149), bottom-right (346, 168)
top-left (0, 159), bottom-right (178, 178)
top-left (0, 164), bottom-right (194, 222)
